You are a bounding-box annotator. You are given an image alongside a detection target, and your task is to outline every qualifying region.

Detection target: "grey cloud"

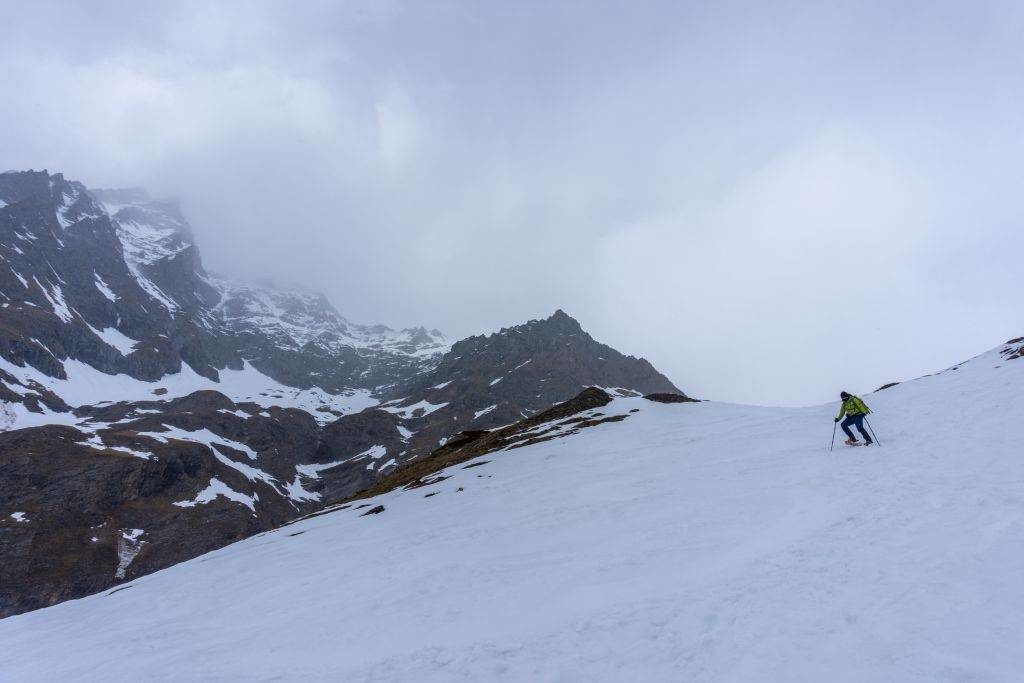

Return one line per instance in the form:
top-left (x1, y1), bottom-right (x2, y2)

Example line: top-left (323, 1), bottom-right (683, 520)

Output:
top-left (2, 0), bottom-right (1021, 404)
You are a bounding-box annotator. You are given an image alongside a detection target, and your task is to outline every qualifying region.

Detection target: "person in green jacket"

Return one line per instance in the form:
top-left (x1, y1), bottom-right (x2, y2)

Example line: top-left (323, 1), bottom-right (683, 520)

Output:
top-left (835, 391), bottom-right (873, 446)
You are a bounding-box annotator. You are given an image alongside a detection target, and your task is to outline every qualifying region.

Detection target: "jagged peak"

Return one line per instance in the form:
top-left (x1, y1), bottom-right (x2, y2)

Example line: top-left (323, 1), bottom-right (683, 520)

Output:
top-left (1, 168), bottom-right (51, 177)
top-left (0, 169), bottom-right (76, 207)
top-left (543, 308), bottom-right (583, 331)
top-left (501, 309), bottom-right (584, 336)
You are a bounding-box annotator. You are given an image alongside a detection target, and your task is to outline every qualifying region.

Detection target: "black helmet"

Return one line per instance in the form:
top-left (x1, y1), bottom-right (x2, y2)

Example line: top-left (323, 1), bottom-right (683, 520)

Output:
top-left (840, 391), bottom-right (851, 400)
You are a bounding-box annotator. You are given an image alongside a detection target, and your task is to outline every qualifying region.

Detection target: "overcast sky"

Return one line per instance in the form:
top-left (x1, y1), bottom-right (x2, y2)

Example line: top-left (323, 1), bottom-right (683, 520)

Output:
top-left (2, 0), bottom-right (1021, 405)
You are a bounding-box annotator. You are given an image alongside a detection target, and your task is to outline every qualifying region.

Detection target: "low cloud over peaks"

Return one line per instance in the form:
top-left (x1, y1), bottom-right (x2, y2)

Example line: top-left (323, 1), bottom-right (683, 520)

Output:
top-left (2, 0), bottom-right (1021, 404)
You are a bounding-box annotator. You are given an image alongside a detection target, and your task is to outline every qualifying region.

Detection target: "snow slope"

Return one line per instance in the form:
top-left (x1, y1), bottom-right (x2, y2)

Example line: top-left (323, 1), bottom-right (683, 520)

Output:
top-left (1, 344), bottom-right (1022, 681)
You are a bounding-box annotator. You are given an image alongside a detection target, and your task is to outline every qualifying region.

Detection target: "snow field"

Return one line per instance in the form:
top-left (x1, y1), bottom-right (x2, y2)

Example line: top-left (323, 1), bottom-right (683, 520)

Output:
top-left (0, 346), bottom-right (1022, 680)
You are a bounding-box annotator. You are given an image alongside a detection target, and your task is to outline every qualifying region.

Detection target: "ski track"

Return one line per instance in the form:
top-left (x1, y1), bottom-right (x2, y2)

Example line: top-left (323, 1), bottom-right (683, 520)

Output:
top-left (0, 347), bottom-right (1022, 681)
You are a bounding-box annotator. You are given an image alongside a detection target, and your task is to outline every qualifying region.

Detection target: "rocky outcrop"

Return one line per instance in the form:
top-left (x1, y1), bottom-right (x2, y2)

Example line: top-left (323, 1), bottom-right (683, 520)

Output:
top-left (1001, 337), bottom-right (1024, 361)
top-left (644, 392), bottom-right (699, 404)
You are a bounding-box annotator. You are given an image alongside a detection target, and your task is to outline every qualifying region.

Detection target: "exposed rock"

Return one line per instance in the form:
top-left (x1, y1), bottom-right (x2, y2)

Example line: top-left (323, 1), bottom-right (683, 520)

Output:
top-left (342, 388), bottom-right (616, 502)
top-left (1001, 337), bottom-right (1023, 361)
top-left (644, 392), bottom-right (699, 404)
top-left (0, 390), bottom-right (335, 617)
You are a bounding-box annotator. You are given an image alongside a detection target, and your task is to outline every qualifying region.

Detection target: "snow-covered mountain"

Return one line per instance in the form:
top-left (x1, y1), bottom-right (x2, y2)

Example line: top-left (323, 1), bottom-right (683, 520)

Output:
top-left (0, 170), bottom-right (670, 415)
top-left (0, 170), bottom-right (450, 401)
top-left (2, 337), bottom-right (1020, 680)
top-left (0, 169), bottom-right (682, 616)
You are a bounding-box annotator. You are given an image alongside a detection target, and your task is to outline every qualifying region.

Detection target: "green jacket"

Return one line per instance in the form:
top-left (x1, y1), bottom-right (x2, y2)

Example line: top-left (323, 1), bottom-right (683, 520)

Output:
top-left (837, 395), bottom-right (871, 419)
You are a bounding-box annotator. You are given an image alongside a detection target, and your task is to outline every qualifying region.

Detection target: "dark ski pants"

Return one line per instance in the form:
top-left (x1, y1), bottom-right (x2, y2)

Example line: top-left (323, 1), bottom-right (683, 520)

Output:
top-left (841, 414), bottom-right (872, 443)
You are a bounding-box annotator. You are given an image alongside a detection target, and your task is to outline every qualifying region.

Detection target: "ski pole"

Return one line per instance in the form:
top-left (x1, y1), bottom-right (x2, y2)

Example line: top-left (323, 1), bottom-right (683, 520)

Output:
top-left (864, 417), bottom-right (881, 446)
top-left (829, 421), bottom-right (837, 452)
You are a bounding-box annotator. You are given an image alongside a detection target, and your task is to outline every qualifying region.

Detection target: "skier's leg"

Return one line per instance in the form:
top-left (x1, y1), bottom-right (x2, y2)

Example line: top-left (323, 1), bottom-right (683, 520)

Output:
top-left (854, 415), bottom-right (872, 443)
top-left (840, 416), bottom-right (856, 441)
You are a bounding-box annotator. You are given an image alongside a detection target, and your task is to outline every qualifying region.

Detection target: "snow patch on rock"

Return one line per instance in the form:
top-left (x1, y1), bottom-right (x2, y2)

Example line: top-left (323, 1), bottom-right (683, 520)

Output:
top-left (114, 529), bottom-right (145, 580)
top-left (173, 478), bottom-right (256, 512)
top-left (93, 273), bottom-right (118, 302)
top-left (473, 404), bottom-right (497, 420)
top-left (382, 399), bottom-right (447, 418)
top-left (86, 323), bottom-right (139, 356)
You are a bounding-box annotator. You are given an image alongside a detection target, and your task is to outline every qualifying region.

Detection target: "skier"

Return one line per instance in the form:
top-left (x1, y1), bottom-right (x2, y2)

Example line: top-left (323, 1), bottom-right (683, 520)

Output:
top-left (835, 391), bottom-right (873, 446)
